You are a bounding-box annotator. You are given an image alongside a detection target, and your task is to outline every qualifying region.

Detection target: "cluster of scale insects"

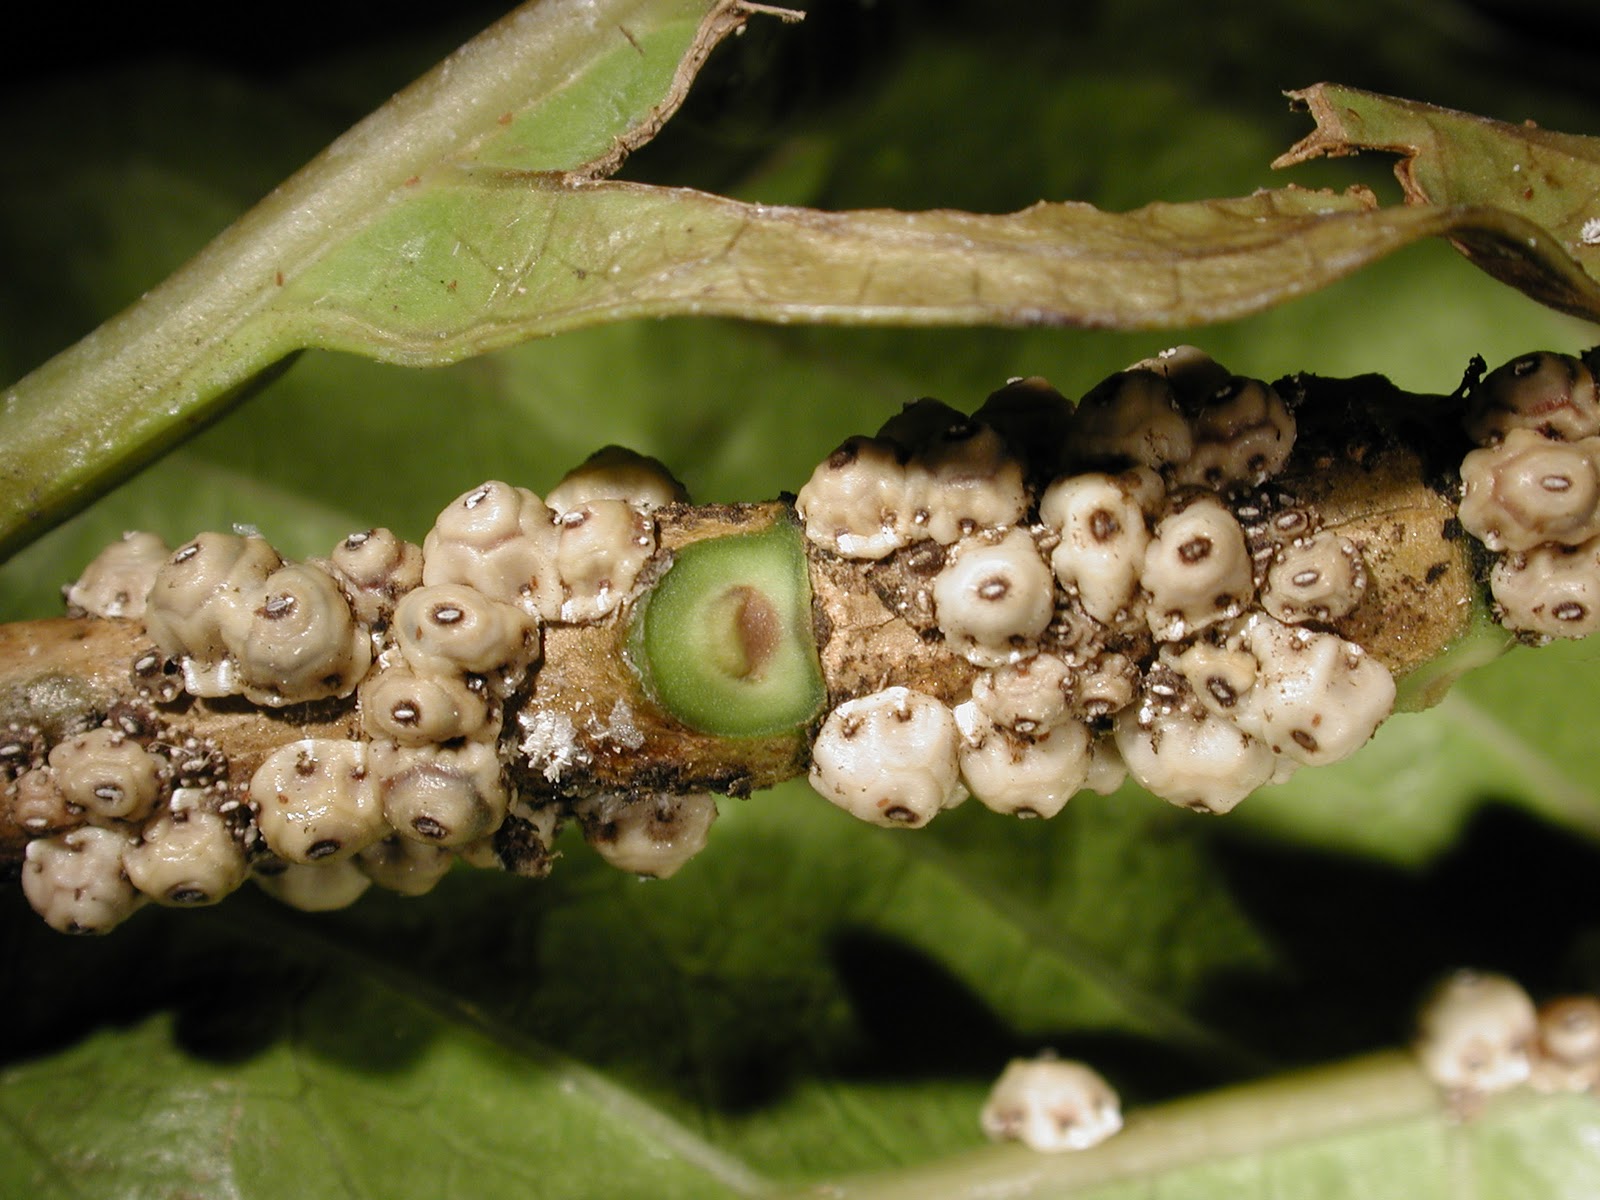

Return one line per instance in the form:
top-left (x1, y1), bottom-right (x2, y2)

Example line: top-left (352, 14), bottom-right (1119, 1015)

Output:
top-left (798, 346), bottom-right (1600, 829)
top-left (798, 344), bottom-right (1398, 827)
top-left (978, 968), bottom-right (1600, 1155)
top-left (7, 450), bottom-right (716, 932)
top-left (2, 345), bottom-right (1595, 936)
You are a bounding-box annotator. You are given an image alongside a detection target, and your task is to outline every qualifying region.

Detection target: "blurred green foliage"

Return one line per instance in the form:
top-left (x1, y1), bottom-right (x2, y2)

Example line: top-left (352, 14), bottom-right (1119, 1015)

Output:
top-left (2, 2), bottom-right (1599, 1196)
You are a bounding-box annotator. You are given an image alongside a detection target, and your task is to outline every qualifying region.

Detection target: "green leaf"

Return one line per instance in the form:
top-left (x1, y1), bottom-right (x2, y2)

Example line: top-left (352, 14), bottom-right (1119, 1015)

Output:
top-left (283, 179), bottom-right (1597, 348)
top-left (0, 0), bottom-right (761, 561)
top-left (13, 8), bottom-right (1600, 565)
top-left (1276, 83), bottom-right (1600, 322)
top-left (776, 1054), bottom-right (1600, 1200)
top-left (0, 937), bottom-right (763, 1199)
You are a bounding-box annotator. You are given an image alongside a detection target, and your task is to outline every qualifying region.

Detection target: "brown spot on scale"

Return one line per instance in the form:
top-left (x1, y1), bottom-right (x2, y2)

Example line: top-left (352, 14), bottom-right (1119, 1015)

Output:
top-left (977, 577), bottom-right (1011, 602)
top-left (412, 816), bottom-right (449, 841)
top-left (258, 593), bottom-right (297, 620)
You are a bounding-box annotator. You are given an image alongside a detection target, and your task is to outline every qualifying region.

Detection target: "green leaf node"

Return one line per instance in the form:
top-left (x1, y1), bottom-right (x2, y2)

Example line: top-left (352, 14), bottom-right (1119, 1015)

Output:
top-left (631, 520), bottom-right (824, 737)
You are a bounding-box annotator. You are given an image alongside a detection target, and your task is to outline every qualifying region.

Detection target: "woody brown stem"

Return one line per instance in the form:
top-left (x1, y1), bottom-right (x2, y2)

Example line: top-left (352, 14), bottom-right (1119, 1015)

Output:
top-left (0, 372), bottom-right (1491, 878)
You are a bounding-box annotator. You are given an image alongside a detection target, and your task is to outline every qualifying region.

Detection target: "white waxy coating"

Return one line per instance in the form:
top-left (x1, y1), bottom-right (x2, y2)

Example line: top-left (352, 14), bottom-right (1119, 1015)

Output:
top-left (143, 532), bottom-right (282, 696)
top-left (955, 704), bottom-right (1091, 819)
top-left (370, 740), bottom-right (508, 847)
top-left (1490, 538), bottom-right (1600, 638)
top-left (1466, 352), bottom-right (1600, 445)
top-left (903, 422), bottom-right (1028, 546)
top-left (1171, 641), bottom-right (1257, 720)
top-left (1040, 470), bottom-right (1157, 626)
top-left (22, 825), bottom-right (144, 934)
top-left (452, 834), bottom-right (505, 871)
top-left (393, 583), bottom-right (537, 677)
top-left (253, 858), bottom-right (373, 912)
top-left (1113, 703), bottom-right (1276, 815)
top-left (11, 768), bottom-right (80, 835)
top-left (979, 1057), bottom-right (1123, 1153)
top-left (1459, 429), bottom-right (1600, 552)
top-left (1082, 737), bottom-right (1128, 795)
top-left (810, 687), bottom-right (966, 828)
top-left (48, 728), bottom-right (162, 823)
top-left (143, 532), bottom-right (280, 659)
top-left (795, 435), bottom-right (910, 559)
top-left (1263, 532), bottom-right (1367, 625)
top-left (971, 654), bottom-right (1074, 733)
top-left (576, 791), bottom-right (718, 879)
top-left (326, 528), bottom-right (424, 626)
top-left (932, 528), bottom-right (1055, 666)
top-left (1071, 652), bottom-right (1138, 720)
top-left (229, 562), bottom-right (372, 706)
top-left (1141, 495), bottom-right (1254, 641)
top-left (66, 530), bottom-right (170, 619)
top-left (422, 481), bottom-right (562, 619)
top-left (356, 835), bottom-right (456, 897)
top-left (1415, 969), bottom-right (1537, 1095)
top-left (1070, 368), bottom-right (1193, 471)
top-left (1229, 614), bottom-right (1395, 767)
top-left (124, 809), bottom-right (248, 906)
top-left (545, 446), bottom-right (688, 514)
top-left (553, 499), bottom-right (656, 623)
top-left (1172, 376), bottom-right (1296, 489)
top-left (249, 738), bottom-right (387, 864)
top-left (360, 662), bottom-right (494, 745)
top-left (1531, 996), bottom-right (1600, 1093)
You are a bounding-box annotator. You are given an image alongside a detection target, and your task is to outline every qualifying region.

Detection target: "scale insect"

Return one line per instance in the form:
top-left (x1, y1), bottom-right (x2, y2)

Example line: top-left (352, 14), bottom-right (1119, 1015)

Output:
top-left (0, 346), bottom-right (1591, 934)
